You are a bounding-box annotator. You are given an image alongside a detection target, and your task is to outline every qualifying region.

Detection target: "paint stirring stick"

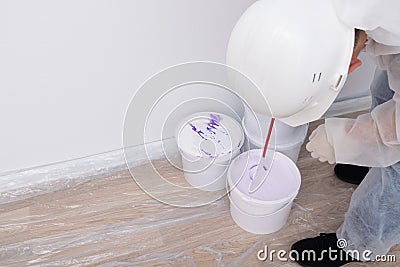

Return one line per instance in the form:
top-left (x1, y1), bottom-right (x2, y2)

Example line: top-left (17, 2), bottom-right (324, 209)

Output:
top-left (248, 118), bottom-right (275, 193)
top-left (263, 118), bottom-right (275, 158)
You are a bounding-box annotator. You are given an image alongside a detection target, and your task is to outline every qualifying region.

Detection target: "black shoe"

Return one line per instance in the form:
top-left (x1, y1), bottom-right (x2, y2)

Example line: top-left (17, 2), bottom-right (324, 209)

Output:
top-left (334, 164), bottom-right (369, 185)
top-left (291, 233), bottom-right (357, 267)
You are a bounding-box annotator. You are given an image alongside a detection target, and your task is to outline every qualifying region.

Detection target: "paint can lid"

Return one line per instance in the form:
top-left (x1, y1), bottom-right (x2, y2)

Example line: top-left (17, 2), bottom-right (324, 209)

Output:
top-left (177, 112), bottom-right (244, 160)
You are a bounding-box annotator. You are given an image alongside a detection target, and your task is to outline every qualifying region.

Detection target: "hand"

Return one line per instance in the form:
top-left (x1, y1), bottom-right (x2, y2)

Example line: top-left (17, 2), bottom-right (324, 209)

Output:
top-left (306, 124), bottom-right (336, 164)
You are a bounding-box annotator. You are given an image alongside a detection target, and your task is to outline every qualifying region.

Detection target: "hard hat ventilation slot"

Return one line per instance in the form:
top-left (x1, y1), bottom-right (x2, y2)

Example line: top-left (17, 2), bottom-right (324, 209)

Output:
top-left (312, 73), bottom-right (323, 83)
top-left (335, 75), bottom-right (343, 88)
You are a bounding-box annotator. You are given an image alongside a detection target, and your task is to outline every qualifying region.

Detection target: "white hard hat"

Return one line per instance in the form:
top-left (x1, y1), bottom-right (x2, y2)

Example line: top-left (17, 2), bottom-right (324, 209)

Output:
top-left (227, 0), bottom-right (354, 126)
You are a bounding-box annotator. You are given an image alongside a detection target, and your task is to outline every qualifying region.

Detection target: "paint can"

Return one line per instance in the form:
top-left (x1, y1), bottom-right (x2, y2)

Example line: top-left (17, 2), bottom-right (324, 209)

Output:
top-left (176, 112), bottom-right (244, 191)
top-left (243, 105), bottom-right (301, 144)
top-left (242, 118), bottom-right (308, 163)
top-left (227, 149), bottom-right (301, 234)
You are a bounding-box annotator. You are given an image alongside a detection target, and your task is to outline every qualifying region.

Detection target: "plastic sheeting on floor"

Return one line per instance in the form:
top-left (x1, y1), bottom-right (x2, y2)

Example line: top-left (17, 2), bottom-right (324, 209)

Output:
top-left (1, 125), bottom-right (399, 266)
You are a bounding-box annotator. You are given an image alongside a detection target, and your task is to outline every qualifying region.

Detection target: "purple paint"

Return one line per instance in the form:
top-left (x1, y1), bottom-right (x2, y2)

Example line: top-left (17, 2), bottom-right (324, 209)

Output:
top-left (189, 114), bottom-right (226, 143)
top-left (208, 119), bottom-right (219, 129)
top-left (206, 126), bottom-right (216, 135)
top-left (210, 113), bottom-right (222, 122)
top-left (186, 113), bottom-right (239, 158)
top-left (206, 115), bottom-right (220, 135)
top-left (201, 148), bottom-right (214, 157)
top-left (263, 166), bottom-right (268, 171)
top-left (189, 123), bottom-right (207, 140)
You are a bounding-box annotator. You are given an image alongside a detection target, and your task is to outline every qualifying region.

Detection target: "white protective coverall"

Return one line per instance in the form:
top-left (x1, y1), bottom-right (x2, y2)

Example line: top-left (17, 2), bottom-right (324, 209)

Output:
top-left (329, 0), bottom-right (400, 258)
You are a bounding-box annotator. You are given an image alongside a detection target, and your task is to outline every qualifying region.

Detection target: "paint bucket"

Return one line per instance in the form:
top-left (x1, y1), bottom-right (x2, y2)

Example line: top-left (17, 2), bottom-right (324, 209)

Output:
top-left (176, 112), bottom-right (244, 191)
top-left (242, 117), bottom-right (308, 163)
top-left (243, 105), bottom-right (301, 144)
top-left (230, 195), bottom-right (295, 235)
top-left (227, 149), bottom-right (301, 234)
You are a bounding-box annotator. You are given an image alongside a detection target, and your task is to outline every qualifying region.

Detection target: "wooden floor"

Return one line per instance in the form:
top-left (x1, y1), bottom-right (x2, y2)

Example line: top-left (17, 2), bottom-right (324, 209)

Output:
top-left (1, 116), bottom-right (399, 266)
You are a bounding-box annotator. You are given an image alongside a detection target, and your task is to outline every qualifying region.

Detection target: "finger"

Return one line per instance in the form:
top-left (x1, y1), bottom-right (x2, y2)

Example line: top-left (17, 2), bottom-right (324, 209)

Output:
top-left (310, 152), bottom-right (319, 159)
top-left (318, 157), bottom-right (327, 163)
top-left (309, 129), bottom-right (318, 141)
top-left (306, 142), bottom-right (314, 152)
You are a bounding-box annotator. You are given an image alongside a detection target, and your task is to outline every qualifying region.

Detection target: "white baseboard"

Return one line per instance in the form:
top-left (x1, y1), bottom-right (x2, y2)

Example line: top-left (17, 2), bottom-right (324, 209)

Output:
top-left (0, 138), bottom-right (179, 204)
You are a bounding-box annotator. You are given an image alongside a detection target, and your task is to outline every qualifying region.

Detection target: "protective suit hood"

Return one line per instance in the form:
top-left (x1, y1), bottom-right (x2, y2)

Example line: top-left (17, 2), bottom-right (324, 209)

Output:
top-left (332, 0), bottom-right (400, 46)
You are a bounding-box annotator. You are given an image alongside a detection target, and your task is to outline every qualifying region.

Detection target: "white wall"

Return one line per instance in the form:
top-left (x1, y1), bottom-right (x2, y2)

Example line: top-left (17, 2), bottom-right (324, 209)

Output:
top-left (0, 0), bottom-right (376, 174)
top-left (0, 0), bottom-right (257, 174)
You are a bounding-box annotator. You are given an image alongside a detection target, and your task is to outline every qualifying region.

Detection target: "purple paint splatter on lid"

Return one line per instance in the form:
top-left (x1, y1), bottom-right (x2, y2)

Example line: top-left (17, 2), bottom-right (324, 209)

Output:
top-left (210, 113), bottom-right (221, 122)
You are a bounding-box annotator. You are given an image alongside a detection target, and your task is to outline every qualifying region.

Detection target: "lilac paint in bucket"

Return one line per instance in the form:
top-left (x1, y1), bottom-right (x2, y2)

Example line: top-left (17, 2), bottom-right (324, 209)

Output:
top-left (227, 149), bottom-right (301, 234)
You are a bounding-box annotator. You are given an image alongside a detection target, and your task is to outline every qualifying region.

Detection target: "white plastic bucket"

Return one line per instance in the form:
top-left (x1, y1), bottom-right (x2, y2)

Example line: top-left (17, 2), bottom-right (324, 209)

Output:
top-left (230, 195), bottom-right (294, 235)
top-left (242, 117), bottom-right (308, 163)
top-left (243, 105), bottom-right (301, 144)
top-left (177, 112), bottom-right (244, 191)
top-left (227, 149), bottom-right (301, 234)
